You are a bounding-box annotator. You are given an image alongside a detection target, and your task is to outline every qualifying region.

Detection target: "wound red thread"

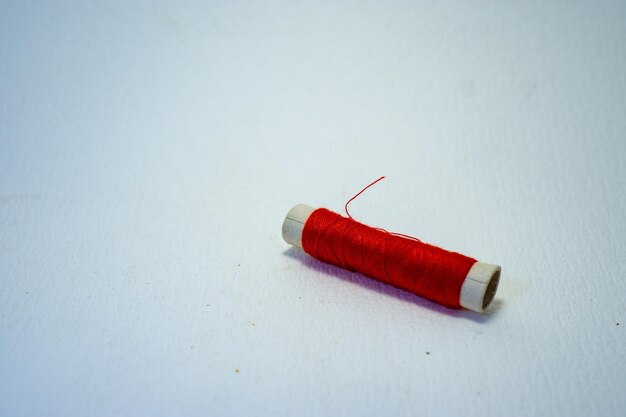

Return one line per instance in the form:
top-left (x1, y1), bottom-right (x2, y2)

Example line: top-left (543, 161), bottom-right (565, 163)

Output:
top-left (301, 209), bottom-right (477, 309)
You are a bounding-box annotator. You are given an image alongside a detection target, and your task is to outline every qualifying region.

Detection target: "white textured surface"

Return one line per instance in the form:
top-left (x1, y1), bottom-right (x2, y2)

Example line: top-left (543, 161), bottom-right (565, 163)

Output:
top-left (1, 1), bottom-right (625, 416)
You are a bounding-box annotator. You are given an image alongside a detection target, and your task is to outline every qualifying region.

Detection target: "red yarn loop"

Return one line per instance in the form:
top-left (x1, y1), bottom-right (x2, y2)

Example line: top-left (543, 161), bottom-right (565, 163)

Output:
top-left (344, 176), bottom-right (386, 220)
top-left (301, 208), bottom-right (476, 309)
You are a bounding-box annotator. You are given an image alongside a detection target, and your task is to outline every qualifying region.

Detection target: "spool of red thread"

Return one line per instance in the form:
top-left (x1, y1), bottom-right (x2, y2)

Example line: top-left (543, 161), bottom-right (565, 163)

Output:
top-left (282, 204), bottom-right (501, 313)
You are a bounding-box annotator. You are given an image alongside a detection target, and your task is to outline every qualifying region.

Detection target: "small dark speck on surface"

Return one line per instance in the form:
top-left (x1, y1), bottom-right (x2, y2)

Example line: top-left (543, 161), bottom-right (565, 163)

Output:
top-left (237, 263), bottom-right (241, 267)
top-left (235, 369), bottom-right (240, 373)
top-left (426, 352), bottom-right (430, 355)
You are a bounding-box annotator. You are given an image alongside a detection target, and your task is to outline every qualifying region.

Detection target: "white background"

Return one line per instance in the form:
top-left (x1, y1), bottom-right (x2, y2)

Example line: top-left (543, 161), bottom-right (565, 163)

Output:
top-left (1, 1), bottom-right (625, 416)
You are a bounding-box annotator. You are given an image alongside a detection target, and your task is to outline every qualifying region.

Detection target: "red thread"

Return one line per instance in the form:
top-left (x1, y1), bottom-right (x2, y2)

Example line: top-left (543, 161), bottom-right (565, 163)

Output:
top-left (302, 180), bottom-right (477, 309)
top-left (344, 176), bottom-right (386, 220)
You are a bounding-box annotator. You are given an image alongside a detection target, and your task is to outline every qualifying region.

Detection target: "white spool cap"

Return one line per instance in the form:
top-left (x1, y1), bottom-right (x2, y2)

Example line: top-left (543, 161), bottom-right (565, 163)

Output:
top-left (282, 204), bottom-right (501, 313)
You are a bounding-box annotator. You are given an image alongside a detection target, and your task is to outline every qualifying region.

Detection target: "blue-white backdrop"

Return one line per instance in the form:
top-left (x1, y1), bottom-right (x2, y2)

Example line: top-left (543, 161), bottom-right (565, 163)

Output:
top-left (1, 1), bottom-right (625, 416)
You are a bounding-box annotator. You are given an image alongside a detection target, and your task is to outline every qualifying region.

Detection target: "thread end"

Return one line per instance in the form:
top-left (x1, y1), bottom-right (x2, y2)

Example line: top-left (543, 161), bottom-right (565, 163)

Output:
top-left (460, 262), bottom-right (501, 313)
